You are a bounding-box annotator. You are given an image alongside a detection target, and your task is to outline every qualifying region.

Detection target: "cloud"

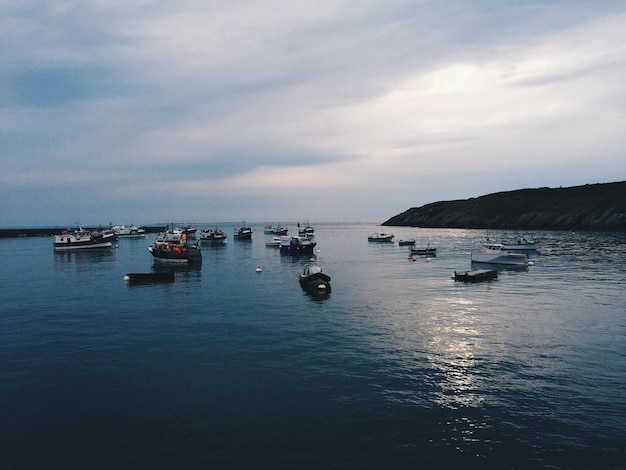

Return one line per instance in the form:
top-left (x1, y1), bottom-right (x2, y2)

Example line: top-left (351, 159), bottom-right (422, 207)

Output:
top-left (1, 1), bottom-right (625, 225)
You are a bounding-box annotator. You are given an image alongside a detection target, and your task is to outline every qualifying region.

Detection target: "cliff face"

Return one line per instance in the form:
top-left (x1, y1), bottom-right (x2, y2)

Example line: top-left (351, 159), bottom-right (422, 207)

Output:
top-left (382, 182), bottom-right (626, 231)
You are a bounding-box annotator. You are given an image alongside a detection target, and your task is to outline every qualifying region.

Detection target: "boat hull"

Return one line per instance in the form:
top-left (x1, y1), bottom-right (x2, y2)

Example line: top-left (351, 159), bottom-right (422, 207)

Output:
top-left (299, 272), bottom-right (331, 292)
top-left (471, 252), bottom-right (528, 265)
top-left (454, 269), bottom-right (497, 282)
top-left (125, 272), bottom-right (175, 284)
top-left (53, 231), bottom-right (116, 250)
top-left (148, 245), bottom-right (202, 264)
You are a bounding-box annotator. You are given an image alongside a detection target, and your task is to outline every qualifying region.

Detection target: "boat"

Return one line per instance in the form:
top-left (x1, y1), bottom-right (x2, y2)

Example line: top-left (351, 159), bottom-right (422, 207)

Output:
top-left (181, 224), bottom-right (197, 234)
top-left (297, 221), bottom-right (315, 235)
top-left (410, 245), bottom-right (437, 256)
top-left (265, 236), bottom-right (282, 247)
top-left (148, 227), bottom-right (202, 264)
top-left (368, 231), bottom-right (394, 242)
top-left (501, 238), bottom-right (540, 252)
top-left (124, 272), bottom-right (175, 284)
top-left (471, 243), bottom-right (529, 265)
top-left (280, 235), bottom-right (317, 255)
top-left (112, 224), bottom-right (146, 238)
top-left (53, 224), bottom-right (116, 251)
top-left (398, 238), bottom-right (416, 246)
top-left (234, 223), bottom-right (253, 240)
top-left (199, 227), bottom-right (227, 245)
top-left (263, 224), bottom-right (288, 235)
top-left (454, 269), bottom-right (497, 282)
top-left (299, 262), bottom-right (331, 292)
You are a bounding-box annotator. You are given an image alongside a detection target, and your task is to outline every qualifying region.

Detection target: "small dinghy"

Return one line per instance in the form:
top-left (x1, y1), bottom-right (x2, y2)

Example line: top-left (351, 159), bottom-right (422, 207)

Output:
top-left (453, 269), bottom-right (497, 283)
top-left (124, 272), bottom-right (175, 284)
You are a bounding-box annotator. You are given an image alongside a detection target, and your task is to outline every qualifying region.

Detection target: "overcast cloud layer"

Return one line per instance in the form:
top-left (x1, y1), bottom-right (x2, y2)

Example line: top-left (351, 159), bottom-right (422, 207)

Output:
top-left (2, 0), bottom-right (625, 226)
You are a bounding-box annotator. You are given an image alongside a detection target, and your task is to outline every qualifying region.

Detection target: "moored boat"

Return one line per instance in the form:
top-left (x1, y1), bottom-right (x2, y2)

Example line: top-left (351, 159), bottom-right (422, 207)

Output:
top-left (53, 224), bottom-right (116, 251)
top-left (263, 224), bottom-right (288, 235)
top-left (368, 231), bottom-right (394, 242)
top-left (471, 243), bottom-right (528, 265)
top-left (265, 236), bottom-right (281, 247)
top-left (112, 224), bottom-right (146, 238)
top-left (234, 223), bottom-right (253, 240)
top-left (124, 272), bottom-right (175, 284)
top-left (454, 269), bottom-right (497, 282)
top-left (280, 235), bottom-right (317, 255)
top-left (199, 227), bottom-right (227, 245)
top-left (297, 221), bottom-right (315, 235)
top-left (501, 238), bottom-right (540, 252)
top-left (410, 246), bottom-right (437, 256)
top-left (148, 227), bottom-right (202, 264)
top-left (398, 238), bottom-right (416, 246)
top-left (299, 263), bottom-right (331, 292)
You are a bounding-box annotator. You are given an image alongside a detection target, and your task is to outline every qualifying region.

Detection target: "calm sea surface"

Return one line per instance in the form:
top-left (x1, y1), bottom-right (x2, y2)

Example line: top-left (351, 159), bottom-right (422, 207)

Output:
top-left (1, 224), bottom-right (625, 469)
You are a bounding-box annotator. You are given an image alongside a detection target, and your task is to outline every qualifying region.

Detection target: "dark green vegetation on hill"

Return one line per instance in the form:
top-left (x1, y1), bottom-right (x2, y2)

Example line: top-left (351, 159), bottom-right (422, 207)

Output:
top-left (383, 181), bottom-right (626, 231)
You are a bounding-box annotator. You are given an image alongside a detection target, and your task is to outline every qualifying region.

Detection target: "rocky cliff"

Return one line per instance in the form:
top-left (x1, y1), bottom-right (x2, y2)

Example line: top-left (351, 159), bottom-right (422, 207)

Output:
top-left (382, 181), bottom-right (626, 231)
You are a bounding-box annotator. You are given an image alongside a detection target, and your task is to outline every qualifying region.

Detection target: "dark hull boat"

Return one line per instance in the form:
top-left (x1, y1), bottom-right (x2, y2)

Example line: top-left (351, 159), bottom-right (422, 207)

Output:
top-left (124, 272), bottom-right (175, 284)
top-left (148, 227), bottom-right (202, 264)
top-left (454, 269), bottom-right (497, 282)
top-left (410, 247), bottom-right (437, 256)
top-left (234, 224), bottom-right (253, 240)
top-left (299, 265), bottom-right (331, 292)
top-left (280, 236), bottom-right (317, 255)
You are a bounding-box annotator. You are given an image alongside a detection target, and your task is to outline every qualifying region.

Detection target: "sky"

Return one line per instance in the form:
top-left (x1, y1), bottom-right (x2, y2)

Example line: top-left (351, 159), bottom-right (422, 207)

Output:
top-left (2, 0), bottom-right (625, 227)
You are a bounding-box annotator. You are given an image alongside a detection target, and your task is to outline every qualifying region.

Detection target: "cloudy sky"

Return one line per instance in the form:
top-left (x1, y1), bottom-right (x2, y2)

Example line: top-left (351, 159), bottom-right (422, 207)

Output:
top-left (2, 1), bottom-right (625, 227)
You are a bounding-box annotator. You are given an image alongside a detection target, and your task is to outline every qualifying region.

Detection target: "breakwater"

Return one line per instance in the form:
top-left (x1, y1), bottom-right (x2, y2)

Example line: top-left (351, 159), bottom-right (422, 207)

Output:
top-left (0, 226), bottom-right (167, 238)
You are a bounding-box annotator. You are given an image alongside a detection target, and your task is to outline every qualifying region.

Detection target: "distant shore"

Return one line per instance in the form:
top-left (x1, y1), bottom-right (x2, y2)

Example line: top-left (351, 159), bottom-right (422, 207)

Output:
top-left (0, 226), bottom-right (167, 238)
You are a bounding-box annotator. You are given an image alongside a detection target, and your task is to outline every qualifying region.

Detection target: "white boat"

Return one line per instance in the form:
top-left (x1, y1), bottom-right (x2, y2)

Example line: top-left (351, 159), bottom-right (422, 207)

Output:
top-left (53, 224), bottom-right (116, 250)
top-left (112, 225), bottom-right (146, 238)
top-left (368, 231), bottom-right (394, 242)
top-left (501, 238), bottom-right (539, 251)
top-left (265, 236), bottom-right (281, 247)
top-left (199, 227), bottom-right (227, 245)
top-left (471, 243), bottom-right (529, 265)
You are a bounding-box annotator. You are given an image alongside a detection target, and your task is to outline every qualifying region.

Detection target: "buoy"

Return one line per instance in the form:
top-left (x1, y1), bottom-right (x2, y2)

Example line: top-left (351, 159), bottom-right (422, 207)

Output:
top-left (412, 257), bottom-right (416, 262)
top-left (450, 273), bottom-right (455, 280)
top-left (426, 257), bottom-right (432, 262)
top-left (527, 261), bottom-right (534, 266)
top-left (123, 275), bottom-right (130, 281)
top-left (255, 266), bottom-right (262, 272)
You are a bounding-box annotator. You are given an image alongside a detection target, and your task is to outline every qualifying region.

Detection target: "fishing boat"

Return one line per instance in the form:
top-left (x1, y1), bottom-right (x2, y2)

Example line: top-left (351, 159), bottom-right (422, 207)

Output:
top-left (280, 236), bottom-right (317, 255)
top-left (298, 221), bottom-right (315, 235)
top-left (263, 224), bottom-right (288, 235)
top-left (299, 262), bottom-right (331, 292)
top-left (471, 243), bottom-right (528, 266)
top-left (148, 227), bottom-right (202, 264)
top-left (398, 238), bottom-right (416, 246)
top-left (112, 225), bottom-right (146, 238)
top-left (368, 231), bottom-right (394, 242)
top-left (234, 223), bottom-right (253, 240)
top-left (53, 224), bottom-right (116, 251)
top-left (199, 227), bottom-right (227, 245)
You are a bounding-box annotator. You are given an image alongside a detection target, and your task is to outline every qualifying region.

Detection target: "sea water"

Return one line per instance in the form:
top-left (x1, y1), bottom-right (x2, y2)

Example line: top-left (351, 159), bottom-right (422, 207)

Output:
top-left (1, 224), bottom-right (625, 469)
